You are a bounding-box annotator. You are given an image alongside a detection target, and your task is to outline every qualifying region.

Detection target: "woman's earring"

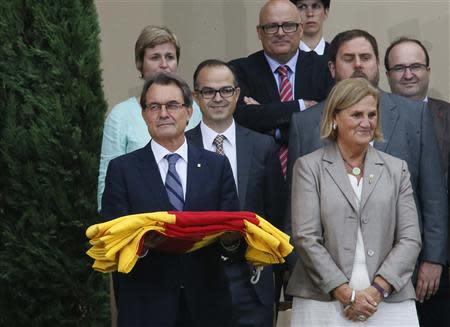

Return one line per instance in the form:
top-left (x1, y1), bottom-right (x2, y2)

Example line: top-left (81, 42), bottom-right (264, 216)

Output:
top-left (332, 122), bottom-right (337, 130)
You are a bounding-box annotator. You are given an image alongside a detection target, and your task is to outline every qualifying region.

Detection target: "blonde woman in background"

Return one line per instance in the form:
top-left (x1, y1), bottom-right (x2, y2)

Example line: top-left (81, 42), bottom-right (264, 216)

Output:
top-left (97, 25), bottom-right (201, 209)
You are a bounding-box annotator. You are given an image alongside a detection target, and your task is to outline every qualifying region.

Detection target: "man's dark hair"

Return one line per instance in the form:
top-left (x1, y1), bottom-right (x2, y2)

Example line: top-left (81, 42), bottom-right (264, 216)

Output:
top-left (139, 71), bottom-right (193, 110)
top-left (290, 0), bottom-right (331, 9)
top-left (193, 59), bottom-right (238, 90)
top-left (329, 29), bottom-right (379, 64)
top-left (384, 37), bottom-right (430, 71)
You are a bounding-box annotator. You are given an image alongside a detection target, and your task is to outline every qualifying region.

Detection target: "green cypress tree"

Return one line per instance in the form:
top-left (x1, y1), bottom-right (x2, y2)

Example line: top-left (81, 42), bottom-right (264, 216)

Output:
top-left (0, 1), bottom-right (109, 325)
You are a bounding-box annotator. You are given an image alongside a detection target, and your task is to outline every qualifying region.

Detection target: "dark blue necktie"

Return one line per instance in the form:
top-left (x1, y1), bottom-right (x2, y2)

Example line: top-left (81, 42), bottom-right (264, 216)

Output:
top-left (165, 154), bottom-right (184, 211)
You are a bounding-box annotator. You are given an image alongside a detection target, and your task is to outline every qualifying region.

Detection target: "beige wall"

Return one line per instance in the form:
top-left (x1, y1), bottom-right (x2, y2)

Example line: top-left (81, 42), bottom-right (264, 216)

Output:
top-left (96, 0), bottom-right (450, 111)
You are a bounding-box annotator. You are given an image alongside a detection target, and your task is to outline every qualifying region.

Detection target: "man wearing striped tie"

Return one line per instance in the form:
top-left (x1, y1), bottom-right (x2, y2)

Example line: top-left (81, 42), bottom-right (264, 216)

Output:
top-left (101, 72), bottom-right (241, 326)
top-left (229, 0), bottom-right (333, 314)
top-left (186, 59), bottom-right (285, 327)
top-left (230, 0), bottom-right (332, 178)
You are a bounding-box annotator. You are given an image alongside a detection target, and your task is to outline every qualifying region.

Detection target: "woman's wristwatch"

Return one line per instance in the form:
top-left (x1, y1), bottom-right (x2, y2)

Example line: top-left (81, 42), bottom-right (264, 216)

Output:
top-left (372, 281), bottom-right (390, 299)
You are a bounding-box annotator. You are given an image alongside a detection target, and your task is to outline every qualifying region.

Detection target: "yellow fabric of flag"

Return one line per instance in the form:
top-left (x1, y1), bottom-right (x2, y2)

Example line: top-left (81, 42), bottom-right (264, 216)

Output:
top-left (86, 211), bottom-right (293, 273)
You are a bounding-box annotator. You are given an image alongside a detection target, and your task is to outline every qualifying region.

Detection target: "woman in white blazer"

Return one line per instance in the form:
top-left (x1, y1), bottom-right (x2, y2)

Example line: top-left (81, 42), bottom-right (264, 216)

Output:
top-left (287, 78), bottom-right (422, 326)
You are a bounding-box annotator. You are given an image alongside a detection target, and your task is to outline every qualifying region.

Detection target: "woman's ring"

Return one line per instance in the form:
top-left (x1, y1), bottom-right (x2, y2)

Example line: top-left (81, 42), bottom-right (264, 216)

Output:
top-left (357, 314), bottom-right (367, 321)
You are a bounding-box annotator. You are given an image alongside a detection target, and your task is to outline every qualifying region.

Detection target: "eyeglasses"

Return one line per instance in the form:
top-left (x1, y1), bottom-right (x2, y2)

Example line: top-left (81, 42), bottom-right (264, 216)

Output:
top-left (258, 22), bottom-right (300, 34)
top-left (195, 86), bottom-right (238, 99)
top-left (297, 3), bottom-right (324, 12)
top-left (388, 63), bottom-right (428, 74)
top-left (144, 101), bottom-right (187, 112)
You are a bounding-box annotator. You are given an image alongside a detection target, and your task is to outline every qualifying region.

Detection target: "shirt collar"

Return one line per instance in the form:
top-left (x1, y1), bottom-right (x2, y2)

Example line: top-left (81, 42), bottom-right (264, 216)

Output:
top-left (151, 138), bottom-right (188, 164)
top-left (423, 96), bottom-right (428, 103)
top-left (264, 49), bottom-right (299, 74)
top-left (200, 120), bottom-right (236, 148)
top-left (299, 38), bottom-right (326, 55)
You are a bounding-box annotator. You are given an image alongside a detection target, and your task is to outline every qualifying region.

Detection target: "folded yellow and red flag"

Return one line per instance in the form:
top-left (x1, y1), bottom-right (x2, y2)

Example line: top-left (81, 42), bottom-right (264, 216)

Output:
top-left (86, 211), bottom-right (293, 273)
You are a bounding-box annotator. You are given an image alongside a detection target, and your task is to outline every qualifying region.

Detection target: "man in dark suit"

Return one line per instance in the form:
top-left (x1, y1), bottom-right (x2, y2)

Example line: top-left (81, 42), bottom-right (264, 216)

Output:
top-left (230, 0), bottom-right (333, 309)
top-left (288, 29), bottom-right (448, 310)
top-left (384, 36), bottom-right (450, 326)
top-left (230, 0), bottom-right (333, 148)
top-left (186, 59), bottom-right (285, 327)
top-left (101, 72), bottom-right (240, 326)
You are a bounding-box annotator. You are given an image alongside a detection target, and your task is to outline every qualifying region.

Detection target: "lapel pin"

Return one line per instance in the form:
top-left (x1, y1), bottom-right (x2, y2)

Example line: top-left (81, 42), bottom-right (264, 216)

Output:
top-left (369, 174), bottom-right (374, 184)
top-left (197, 163), bottom-right (201, 168)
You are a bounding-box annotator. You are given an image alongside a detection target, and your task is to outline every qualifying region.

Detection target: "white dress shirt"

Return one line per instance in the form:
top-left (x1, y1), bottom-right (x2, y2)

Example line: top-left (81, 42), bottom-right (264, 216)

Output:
top-left (200, 120), bottom-right (238, 192)
top-left (299, 37), bottom-right (326, 55)
top-left (138, 139), bottom-right (189, 259)
top-left (151, 138), bottom-right (188, 199)
top-left (264, 50), bottom-right (306, 111)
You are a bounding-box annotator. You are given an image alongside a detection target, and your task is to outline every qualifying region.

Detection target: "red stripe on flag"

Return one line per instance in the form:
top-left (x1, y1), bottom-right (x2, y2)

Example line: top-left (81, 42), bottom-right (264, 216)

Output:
top-left (170, 211), bottom-right (260, 226)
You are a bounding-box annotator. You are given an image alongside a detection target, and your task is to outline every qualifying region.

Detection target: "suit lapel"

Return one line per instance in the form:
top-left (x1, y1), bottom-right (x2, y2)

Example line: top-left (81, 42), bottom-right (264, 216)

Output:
top-left (428, 98), bottom-right (444, 119)
top-left (136, 142), bottom-right (170, 208)
top-left (375, 91), bottom-right (399, 152)
top-left (236, 125), bottom-right (252, 208)
top-left (186, 124), bottom-right (204, 148)
top-left (428, 98), bottom-right (447, 151)
top-left (295, 50), bottom-right (309, 99)
top-left (359, 146), bottom-right (384, 211)
top-left (323, 144), bottom-right (359, 213)
top-left (184, 143), bottom-right (204, 210)
top-left (256, 51), bottom-right (281, 101)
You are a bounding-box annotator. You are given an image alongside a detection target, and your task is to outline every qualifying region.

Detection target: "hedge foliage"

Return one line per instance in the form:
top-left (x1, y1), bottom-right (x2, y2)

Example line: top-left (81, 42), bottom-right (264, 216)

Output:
top-left (0, 1), bottom-right (109, 325)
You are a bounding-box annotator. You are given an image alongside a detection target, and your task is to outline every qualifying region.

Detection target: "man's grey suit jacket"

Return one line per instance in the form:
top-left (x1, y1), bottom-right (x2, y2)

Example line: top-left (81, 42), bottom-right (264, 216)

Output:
top-left (288, 90), bottom-right (448, 267)
top-left (428, 97), bottom-right (450, 265)
top-left (428, 97), bottom-right (450, 177)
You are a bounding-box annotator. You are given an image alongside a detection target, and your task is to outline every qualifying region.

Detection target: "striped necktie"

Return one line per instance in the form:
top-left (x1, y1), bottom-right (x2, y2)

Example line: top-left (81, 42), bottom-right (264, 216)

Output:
top-left (278, 65), bottom-right (293, 102)
top-left (277, 65), bottom-right (292, 177)
top-left (165, 154), bottom-right (184, 211)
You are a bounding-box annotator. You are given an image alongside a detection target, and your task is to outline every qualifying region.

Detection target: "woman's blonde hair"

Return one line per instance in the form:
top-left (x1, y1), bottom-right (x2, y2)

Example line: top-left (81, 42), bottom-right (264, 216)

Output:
top-left (320, 78), bottom-right (383, 142)
top-left (134, 25), bottom-right (180, 74)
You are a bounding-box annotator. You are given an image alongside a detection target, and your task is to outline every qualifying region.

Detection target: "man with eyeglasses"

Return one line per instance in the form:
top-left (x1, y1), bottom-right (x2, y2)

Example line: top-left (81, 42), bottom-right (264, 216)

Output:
top-left (230, 0), bottom-right (332, 178)
top-left (101, 71), bottom-right (241, 326)
top-left (186, 59), bottom-right (285, 327)
top-left (230, 0), bottom-right (333, 315)
top-left (385, 37), bottom-right (450, 327)
top-left (288, 28), bottom-right (447, 322)
top-left (385, 37), bottom-right (450, 176)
